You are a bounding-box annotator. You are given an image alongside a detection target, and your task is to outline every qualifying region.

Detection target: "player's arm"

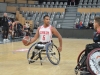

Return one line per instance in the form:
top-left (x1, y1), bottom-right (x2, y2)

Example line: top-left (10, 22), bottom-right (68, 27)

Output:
top-left (51, 27), bottom-right (62, 49)
top-left (29, 27), bottom-right (39, 44)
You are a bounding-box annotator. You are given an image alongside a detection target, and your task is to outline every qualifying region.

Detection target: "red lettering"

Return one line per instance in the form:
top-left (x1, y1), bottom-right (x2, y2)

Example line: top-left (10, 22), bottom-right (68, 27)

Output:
top-left (43, 35), bottom-right (45, 40)
top-left (40, 31), bottom-right (49, 35)
top-left (46, 31), bottom-right (49, 34)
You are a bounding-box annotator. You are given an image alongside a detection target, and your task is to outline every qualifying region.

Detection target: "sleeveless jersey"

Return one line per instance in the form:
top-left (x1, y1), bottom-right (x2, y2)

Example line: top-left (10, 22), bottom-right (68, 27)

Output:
top-left (93, 31), bottom-right (100, 43)
top-left (39, 25), bottom-right (52, 42)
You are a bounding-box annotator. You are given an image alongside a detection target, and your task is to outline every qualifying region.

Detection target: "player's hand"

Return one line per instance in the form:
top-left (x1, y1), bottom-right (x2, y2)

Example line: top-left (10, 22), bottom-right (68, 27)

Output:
top-left (57, 46), bottom-right (62, 52)
top-left (24, 38), bottom-right (31, 46)
top-left (25, 42), bottom-right (30, 46)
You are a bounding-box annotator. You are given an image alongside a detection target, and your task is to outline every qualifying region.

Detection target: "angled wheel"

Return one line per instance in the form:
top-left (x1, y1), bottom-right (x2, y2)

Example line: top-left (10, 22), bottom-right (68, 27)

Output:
top-left (77, 50), bottom-right (85, 64)
top-left (27, 42), bottom-right (39, 64)
top-left (77, 50), bottom-right (86, 70)
top-left (86, 48), bottom-right (100, 75)
top-left (46, 43), bottom-right (60, 65)
top-left (75, 49), bottom-right (88, 74)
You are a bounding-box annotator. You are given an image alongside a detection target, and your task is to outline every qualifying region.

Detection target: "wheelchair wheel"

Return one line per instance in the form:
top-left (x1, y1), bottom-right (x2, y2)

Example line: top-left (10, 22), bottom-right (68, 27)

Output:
top-left (86, 48), bottom-right (100, 75)
top-left (46, 43), bottom-right (60, 65)
top-left (76, 49), bottom-right (87, 71)
top-left (77, 50), bottom-right (85, 64)
top-left (27, 43), bottom-right (39, 64)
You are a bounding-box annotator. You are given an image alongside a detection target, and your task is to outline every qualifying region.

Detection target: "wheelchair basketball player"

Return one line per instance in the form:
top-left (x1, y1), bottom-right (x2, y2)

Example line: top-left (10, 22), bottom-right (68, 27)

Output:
top-left (85, 17), bottom-right (100, 57)
top-left (26, 15), bottom-right (62, 61)
top-left (75, 17), bottom-right (100, 75)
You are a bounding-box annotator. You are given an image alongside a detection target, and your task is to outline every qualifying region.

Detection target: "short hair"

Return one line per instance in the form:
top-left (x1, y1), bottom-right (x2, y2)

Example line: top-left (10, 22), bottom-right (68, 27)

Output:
top-left (43, 15), bottom-right (49, 19)
top-left (94, 17), bottom-right (100, 25)
top-left (4, 13), bottom-right (7, 15)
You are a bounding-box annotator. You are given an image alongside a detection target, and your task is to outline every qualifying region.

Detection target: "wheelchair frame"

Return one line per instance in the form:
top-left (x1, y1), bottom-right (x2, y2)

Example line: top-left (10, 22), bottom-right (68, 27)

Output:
top-left (27, 42), bottom-right (60, 65)
top-left (75, 48), bottom-right (100, 75)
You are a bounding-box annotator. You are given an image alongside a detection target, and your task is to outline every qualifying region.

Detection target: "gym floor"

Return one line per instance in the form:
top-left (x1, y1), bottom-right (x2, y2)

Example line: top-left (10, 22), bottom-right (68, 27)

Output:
top-left (0, 38), bottom-right (93, 75)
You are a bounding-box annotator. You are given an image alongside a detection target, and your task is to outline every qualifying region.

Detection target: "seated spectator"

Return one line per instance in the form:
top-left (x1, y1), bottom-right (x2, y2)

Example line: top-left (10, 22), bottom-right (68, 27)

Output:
top-left (23, 24), bottom-right (30, 36)
top-left (12, 21), bottom-right (17, 38)
top-left (8, 21), bottom-right (12, 34)
top-left (75, 22), bottom-right (79, 29)
top-left (88, 21), bottom-right (94, 29)
top-left (78, 21), bottom-right (84, 29)
top-left (12, 20), bottom-right (23, 37)
top-left (25, 22), bottom-right (30, 31)
top-left (17, 21), bottom-right (23, 36)
top-left (8, 21), bottom-right (13, 40)
top-left (70, 0), bottom-right (75, 6)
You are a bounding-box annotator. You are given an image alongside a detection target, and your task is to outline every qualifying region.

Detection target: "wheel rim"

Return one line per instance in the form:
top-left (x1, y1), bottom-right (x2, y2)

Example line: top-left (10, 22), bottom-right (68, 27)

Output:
top-left (77, 50), bottom-right (85, 64)
top-left (46, 43), bottom-right (60, 65)
top-left (77, 49), bottom-right (86, 70)
top-left (87, 48), bottom-right (100, 75)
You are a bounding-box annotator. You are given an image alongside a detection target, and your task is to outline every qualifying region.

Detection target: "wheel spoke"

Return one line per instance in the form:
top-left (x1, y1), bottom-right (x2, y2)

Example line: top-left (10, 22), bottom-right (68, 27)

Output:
top-left (52, 55), bottom-right (59, 61)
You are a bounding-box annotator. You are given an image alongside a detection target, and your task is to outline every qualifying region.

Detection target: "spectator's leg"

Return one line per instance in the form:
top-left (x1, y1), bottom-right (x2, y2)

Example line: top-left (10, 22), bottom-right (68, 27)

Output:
top-left (2, 27), bottom-right (6, 39)
top-left (17, 29), bottom-right (20, 37)
top-left (5, 27), bottom-right (9, 39)
top-left (14, 30), bottom-right (17, 37)
top-left (12, 31), bottom-right (14, 38)
top-left (15, 30), bottom-right (18, 37)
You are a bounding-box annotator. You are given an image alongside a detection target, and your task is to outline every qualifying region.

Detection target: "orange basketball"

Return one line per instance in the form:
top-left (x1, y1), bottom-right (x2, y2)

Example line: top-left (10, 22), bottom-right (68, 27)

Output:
top-left (22, 36), bottom-right (31, 46)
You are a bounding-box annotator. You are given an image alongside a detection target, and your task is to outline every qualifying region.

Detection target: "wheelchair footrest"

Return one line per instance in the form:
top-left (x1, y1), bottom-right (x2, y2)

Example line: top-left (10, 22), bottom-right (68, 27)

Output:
top-left (75, 66), bottom-right (91, 75)
top-left (80, 71), bottom-right (91, 75)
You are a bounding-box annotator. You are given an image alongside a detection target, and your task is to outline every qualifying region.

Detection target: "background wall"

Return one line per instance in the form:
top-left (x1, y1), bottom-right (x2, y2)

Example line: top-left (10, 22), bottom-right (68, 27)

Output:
top-left (54, 29), bottom-right (94, 39)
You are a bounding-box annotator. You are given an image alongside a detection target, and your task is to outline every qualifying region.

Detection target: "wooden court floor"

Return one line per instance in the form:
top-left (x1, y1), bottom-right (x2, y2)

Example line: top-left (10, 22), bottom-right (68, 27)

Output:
top-left (0, 38), bottom-right (93, 75)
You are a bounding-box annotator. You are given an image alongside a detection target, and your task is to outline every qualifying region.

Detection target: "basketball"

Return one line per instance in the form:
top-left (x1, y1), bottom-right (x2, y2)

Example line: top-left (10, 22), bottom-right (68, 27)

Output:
top-left (22, 36), bottom-right (31, 46)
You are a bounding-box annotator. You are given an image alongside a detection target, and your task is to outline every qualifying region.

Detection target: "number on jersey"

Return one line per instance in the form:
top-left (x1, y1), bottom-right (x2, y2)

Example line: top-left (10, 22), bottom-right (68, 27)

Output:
top-left (43, 35), bottom-right (45, 40)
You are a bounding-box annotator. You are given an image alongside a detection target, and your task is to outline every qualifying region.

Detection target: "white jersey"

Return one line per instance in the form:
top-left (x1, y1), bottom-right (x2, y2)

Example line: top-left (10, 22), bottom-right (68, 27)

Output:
top-left (39, 25), bottom-right (52, 42)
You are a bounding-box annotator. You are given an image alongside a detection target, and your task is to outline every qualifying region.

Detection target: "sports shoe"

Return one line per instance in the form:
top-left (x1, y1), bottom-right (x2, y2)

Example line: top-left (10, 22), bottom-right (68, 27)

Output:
top-left (3, 39), bottom-right (6, 43)
top-left (6, 39), bottom-right (10, 43)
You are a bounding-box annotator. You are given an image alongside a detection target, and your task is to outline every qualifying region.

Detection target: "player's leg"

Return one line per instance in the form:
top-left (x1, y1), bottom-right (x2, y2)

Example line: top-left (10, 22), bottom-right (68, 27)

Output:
top-left (5, 27), bottom-right (9, 39)
top-left (27, 43), bottom-right (39, 63)
top-left (30, 42), bottom-right (45, 60)
top-left (46, 43), bottom-right (60, 65)
top-left (2, 27), bottom-right (6, 43)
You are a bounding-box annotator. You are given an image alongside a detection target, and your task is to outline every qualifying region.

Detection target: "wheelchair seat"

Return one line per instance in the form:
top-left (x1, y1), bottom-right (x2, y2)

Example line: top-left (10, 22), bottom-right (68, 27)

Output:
top-left (35, 44), bottom-right (45, 50)
top-left (35, 41), bottom-right (52, 50)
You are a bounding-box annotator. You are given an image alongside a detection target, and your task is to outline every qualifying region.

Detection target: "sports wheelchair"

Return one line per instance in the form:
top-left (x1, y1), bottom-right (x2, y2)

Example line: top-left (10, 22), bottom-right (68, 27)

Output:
top-left (75, 43), bottom-right (100, 75)
top-left (27, 41), bottom-right (60, 65)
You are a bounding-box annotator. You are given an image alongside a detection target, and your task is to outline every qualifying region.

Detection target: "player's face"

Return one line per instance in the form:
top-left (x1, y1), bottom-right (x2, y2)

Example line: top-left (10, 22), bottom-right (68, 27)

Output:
top-left (44, 17), bottom-right (50, 25)
top-left (94, 20), bottom-right (99, 30)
